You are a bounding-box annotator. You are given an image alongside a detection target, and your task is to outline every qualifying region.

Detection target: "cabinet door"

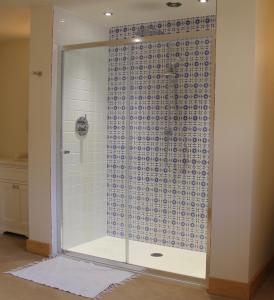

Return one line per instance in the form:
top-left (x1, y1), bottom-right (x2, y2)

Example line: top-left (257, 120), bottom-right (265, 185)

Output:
top-left (0, 182), bottom-right (20, 227)
top-left (19, 184), bottom-right (28, 231)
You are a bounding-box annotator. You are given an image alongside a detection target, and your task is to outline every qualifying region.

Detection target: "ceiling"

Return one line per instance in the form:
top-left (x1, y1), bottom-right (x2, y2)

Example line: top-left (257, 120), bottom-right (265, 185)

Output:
top-left (0, 0), bottom-right (216, 41)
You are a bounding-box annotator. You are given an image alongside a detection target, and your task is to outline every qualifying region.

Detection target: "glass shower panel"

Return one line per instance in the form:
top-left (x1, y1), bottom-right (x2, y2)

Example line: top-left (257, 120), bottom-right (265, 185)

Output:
top-left (61, 46), bottom-right (127, 263)
top-left (126, 37), bottom-right (212, 276)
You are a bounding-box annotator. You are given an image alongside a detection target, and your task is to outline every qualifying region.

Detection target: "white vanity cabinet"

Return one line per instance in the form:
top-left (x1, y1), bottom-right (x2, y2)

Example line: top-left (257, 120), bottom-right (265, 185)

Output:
top-left (0, 160), bottom-right (28, 236)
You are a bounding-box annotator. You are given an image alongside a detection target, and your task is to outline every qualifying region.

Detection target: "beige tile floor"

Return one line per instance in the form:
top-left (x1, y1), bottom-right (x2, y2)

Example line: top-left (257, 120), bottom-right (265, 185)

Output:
top-left (0, 233), bottom-right (273, 300)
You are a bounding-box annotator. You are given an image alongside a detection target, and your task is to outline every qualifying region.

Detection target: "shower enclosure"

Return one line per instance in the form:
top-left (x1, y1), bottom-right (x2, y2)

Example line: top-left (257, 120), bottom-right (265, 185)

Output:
top-left (60, 17), bottom-right (215, 280)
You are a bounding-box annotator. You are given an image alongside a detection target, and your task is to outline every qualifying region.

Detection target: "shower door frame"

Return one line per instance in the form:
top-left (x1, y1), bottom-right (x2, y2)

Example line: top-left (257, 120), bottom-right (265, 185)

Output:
top-left (56, 30), bottom-right (216, 286)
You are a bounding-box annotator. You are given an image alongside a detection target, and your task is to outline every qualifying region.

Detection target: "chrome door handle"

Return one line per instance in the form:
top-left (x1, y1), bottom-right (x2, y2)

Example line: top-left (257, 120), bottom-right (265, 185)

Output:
top-left (63, 150), bottom-right (70, 154)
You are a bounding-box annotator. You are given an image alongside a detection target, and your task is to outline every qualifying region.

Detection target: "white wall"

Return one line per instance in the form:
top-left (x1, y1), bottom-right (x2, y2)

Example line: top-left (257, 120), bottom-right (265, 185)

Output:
top-left (211, 0), bottom-right (274, 283)
top-left (210, 0), bottom-right (257, 282)
top-left (62, 47), bottom-right (108, 249)
top-left (28, 6), bottom-right (53, 244)
top-left (53, 7), bottom-right (108, 46)
top-left (0, 39), bottom-right (29, 159)
top-left (249, 0), bottom-right (274, 280)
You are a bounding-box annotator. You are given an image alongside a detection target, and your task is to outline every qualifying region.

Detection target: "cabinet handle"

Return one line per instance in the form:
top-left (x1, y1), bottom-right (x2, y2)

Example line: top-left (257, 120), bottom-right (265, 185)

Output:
top-left (12, 184), bottom-right (19, 190)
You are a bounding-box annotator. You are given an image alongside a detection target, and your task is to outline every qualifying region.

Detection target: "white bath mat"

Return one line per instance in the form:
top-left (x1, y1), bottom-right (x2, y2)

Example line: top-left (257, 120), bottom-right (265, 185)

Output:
top-left (7, 256), bottom-right (136, 299)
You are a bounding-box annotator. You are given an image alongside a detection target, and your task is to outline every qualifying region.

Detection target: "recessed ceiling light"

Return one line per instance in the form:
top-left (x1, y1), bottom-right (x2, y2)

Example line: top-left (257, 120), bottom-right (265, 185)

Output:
top-left (199, 0), bottom-right (208, 3)
top-left (166, 2), bottom-right (182, 7)
top-left (104, 12), bottom-right (113, 16)
top-left (133, 38), bottom-right (142, 43)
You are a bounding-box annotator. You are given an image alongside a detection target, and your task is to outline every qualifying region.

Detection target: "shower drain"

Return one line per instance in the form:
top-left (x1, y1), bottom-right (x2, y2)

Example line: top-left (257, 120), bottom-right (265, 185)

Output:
top-left (150, 253), bottom-right (163, 257)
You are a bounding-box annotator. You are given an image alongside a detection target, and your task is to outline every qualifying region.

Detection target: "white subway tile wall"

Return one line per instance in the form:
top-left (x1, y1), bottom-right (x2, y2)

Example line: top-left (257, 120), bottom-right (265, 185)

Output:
top-left (62, 47), bottom-right (109, 249)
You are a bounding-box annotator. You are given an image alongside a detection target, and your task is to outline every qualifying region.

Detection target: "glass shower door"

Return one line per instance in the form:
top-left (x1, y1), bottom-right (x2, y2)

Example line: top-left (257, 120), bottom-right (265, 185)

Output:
top-left (126, 37), bottom-right (212, 277)
top-left (60, 34), bottom-right (213, 279)
top-left (61, 46), bottom-right (127, 263)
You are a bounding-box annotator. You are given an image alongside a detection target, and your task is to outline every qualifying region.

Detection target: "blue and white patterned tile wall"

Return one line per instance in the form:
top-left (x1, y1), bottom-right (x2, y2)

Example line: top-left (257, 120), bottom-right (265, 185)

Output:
top-left (107, 16), bottom-right (215, 252)
top-left (109, 15), bottom-right (216, 40)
